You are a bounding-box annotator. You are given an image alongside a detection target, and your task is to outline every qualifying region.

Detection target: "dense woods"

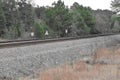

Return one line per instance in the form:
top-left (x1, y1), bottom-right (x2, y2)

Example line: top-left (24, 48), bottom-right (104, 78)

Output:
top-left (0, 0), bottom-right (34, 39)
top-left (0, 0), bottom-right (119, 39)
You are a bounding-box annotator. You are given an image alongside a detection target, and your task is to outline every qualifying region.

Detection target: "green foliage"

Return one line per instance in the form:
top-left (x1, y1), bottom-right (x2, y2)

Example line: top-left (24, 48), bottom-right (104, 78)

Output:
top-left (34, 22), bottom-right (45, 38)
top-left (4, 26), bottom-right (20, 39)
top-left (0, 0), bottom-right (34, 39)
top-left (114, 14), bottom-right (120, 23)
top-left (44, 0), bottom-right (72, 37)
top-left (111, 14), bottom-right (120, 29)
top-left (82, 24), bottom-right (91, 33)
top-left (0, 0), bottom-right (114, 39)
top-left (71, 2), bottom-right (96, 34)
top-left (11, 26), bottom-right (20, 38)
top-left (111, 14), bottom-right (118, 22)
top-left (18, 0), bottom-right (35, 31)
top-left (111, 0), bottom-right (120, 27)
top-left (0, 1), bottom-right (6, 32)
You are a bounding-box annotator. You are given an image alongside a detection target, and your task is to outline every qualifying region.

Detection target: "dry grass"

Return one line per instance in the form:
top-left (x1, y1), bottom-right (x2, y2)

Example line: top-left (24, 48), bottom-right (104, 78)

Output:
top-left (94, 47), bottom-right (120, 64)
top-left (34, 63), bottom-right (120, 80)
top-left (22, 46), bottom-right (120, 80)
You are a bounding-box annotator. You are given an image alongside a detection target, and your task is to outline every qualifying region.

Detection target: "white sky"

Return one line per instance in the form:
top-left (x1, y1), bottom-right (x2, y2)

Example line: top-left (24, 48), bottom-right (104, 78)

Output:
top-left (34, 0), bottom-right (112, 10)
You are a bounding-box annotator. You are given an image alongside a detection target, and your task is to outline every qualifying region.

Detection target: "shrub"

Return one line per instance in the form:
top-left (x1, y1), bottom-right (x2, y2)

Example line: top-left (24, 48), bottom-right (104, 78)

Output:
top-left (34, 22), bottom-right (45, 39)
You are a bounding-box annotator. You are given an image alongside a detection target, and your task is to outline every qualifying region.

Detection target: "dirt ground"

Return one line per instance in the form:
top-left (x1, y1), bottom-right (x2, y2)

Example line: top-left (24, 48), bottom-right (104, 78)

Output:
top-left (20, 45), bottom-right (120, 80)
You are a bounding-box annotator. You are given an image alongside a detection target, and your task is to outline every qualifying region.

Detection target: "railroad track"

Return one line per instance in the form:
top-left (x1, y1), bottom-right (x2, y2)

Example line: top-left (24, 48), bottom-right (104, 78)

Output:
top-left (0, 33), bottom-right (119, 48)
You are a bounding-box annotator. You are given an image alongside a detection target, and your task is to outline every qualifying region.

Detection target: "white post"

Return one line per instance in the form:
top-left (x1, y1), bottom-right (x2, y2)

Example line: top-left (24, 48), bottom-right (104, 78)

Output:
top-left (31, 32), bottom-right (34, 38)
top-left (45, 30), bottom-right (49, 36)
top-left (65, 29), bottom-right (68, 37)
top-left (45, 30), bottom-right (49, 39)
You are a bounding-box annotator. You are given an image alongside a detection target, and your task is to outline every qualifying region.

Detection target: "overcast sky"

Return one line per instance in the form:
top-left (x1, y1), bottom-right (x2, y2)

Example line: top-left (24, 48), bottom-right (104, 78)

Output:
top-left (34, 0), bottom-right (112, 10)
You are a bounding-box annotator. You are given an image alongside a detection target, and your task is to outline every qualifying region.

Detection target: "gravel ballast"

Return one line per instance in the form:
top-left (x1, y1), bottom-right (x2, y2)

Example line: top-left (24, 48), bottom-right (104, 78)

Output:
top-left (0, 35), bottom-right (120, 78)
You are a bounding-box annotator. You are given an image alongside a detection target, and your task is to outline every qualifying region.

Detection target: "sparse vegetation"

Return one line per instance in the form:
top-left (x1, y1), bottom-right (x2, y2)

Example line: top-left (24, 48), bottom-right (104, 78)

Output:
top-left (20, 45), bottom-right (120, 80)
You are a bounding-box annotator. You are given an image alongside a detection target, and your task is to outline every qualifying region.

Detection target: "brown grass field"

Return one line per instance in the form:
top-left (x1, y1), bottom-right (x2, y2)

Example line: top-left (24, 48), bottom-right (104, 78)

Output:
top-left (21, 46), bottom-right (120, 80)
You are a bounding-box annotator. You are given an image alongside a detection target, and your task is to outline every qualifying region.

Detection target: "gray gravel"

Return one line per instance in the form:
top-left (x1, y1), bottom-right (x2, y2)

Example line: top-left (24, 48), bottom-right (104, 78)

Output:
top-left (0, 35), bottom-right (120, 79)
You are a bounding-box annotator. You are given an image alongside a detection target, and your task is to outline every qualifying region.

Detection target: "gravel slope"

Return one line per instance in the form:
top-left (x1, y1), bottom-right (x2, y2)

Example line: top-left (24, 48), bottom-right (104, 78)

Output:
top-left (0, 35), bottom-right (120, 79)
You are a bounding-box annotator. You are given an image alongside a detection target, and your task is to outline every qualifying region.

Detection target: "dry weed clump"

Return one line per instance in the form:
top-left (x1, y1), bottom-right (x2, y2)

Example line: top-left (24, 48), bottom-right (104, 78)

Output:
top-left (93, 48), bottom-right (120, 64)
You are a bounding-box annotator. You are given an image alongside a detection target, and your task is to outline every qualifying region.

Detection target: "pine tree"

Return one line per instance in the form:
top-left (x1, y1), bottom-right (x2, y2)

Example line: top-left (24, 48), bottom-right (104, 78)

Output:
top-left (111, 0), bottom-right (120, 13)
top-left (44, 0), bottom-right (72, 37)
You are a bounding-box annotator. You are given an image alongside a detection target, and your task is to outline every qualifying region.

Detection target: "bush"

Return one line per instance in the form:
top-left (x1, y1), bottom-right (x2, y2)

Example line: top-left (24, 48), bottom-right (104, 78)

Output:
top-left (83, 25), bottom-right (91, 33)
top-left (3, 26), bottom-right (21, 39)
top-left (34, 22), bottom-right (45, 39)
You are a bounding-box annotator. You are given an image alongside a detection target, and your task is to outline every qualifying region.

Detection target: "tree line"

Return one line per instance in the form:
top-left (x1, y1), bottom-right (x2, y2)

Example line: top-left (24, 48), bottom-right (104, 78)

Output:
top-left (0, 0), bottom-right (119, 39)
top-left (35, 1), bottom-right (97, 38)
top-left (0, 0), bottom-right (34, 39)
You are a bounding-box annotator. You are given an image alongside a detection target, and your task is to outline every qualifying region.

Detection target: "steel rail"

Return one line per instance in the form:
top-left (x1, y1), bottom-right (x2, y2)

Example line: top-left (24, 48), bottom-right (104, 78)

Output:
top-left (0, 33), bottom-right (119, 48)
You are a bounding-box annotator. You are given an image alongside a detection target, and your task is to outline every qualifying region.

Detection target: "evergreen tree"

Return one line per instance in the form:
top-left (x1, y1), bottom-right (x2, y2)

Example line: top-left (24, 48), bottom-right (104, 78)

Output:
top-left (111, 0), bottom-right (120, 25)
top-left (71, 2), bottom-right (96, 34)
top-left (44, 0), bottom-right (72, 37)
top-left (111, 0), bottom-right (120, 13)
top-left (18, 0), bottom-right (34, 32)
top-left (0, 0), bottom-right (6, 37)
